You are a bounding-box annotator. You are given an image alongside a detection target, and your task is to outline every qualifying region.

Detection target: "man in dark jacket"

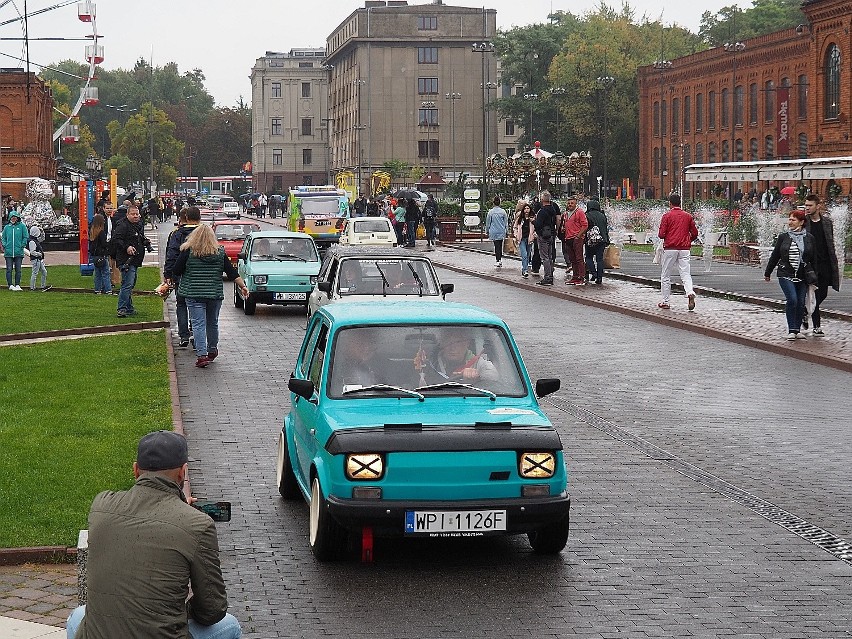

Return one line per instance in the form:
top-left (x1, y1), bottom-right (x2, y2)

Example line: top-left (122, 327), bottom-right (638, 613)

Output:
top-left (65, 430), bottom-right (241, 639)
top-left (804, 193), bottom-right (840, 336)
top-left (533, 190), bottom-right (559, 285)
top-left (112, 206), bottom-right (150, 317)
top-left (164, 206), bottom-right (202, 346)
top-left (583, 196), bottom-right (610, 285)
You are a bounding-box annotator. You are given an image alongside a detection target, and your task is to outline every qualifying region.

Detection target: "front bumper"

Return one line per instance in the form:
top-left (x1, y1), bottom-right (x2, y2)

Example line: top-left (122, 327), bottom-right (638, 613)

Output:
top-left (325, 492), bottom-right (571, 537)
top-left (248, 288), bottom-right (311, 305)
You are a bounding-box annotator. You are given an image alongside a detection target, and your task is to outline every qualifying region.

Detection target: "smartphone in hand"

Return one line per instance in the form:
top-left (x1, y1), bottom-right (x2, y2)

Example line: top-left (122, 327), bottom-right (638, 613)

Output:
top-left (192, 500), bottom-right (232, 522)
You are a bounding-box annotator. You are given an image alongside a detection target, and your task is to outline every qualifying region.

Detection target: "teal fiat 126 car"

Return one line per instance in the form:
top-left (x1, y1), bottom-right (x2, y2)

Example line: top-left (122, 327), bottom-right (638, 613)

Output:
top-left (235, 230), bottom-right (321, 315)
top-left (277, 300), bottom-right (569, 561)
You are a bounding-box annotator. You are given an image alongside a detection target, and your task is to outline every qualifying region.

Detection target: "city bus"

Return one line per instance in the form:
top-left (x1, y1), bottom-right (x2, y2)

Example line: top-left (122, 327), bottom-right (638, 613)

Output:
top-left (287, 185), bottom-right (350, 250)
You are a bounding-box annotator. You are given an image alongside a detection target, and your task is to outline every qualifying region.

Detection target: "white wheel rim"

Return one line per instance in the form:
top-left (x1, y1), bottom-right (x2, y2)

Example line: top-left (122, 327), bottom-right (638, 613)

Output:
top-left (309, 478), bottom-right (320, 546)
top-left (275, 434), bottom-right (284, 488)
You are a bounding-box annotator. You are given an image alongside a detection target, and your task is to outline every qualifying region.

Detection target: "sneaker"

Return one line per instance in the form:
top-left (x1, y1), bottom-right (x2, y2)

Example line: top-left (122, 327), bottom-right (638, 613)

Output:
top-left (522, 271), bottom-right (528, 278)
top-left (573, 280), bottom-right (586, 287)
top-left (178, 339), bottom-right (190, 348)
top-left (195, 356), bottom-right (210, 368)
top-left (537, 279), bottom-right (553, 286)
top-left (658, 302), bottom-right (671, 309)
top-left (812, 327), bottom-right (824, 336)
top-left (40, 285), bottom-right (52, 292)
top-left (207, 349), bottom-right (218, 361)
top-left (117, 311), bottom-right (130, 318)
top-left (786, 332), bottom-right (797, 341)
top-left (796, 332), bottom-right (807, 339)
top-left (11, 285), bottom-right (22, 291)
top-left (688, 293), bottom-right (696, 311)
top-left (496, 261), bottom-right (502, 268)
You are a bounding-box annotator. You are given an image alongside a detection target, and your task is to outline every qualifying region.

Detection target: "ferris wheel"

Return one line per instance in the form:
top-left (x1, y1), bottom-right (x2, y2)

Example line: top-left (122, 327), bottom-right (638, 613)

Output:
top-left (0, 0), bottom-right (103, 144)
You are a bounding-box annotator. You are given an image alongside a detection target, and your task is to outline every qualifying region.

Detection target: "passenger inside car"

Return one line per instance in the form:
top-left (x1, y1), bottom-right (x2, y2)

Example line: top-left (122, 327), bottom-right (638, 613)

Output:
top-left (422, 326), bottom-right (499, 384)
top-left (328, 328), bottom-right (387, 395)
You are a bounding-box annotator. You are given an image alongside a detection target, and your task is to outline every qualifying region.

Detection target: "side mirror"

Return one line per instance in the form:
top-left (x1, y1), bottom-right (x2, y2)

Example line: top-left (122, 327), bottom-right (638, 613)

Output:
top-left (535, 378), bottom-right (560, 398)
top-left (440, 283), bottom-right (454, 298)
top-left (288, 378), bottom-right (315, 401)
top-left (237, 252), bottom-right (247, 261)
top-left (317, 281), bottom-right (332, 293)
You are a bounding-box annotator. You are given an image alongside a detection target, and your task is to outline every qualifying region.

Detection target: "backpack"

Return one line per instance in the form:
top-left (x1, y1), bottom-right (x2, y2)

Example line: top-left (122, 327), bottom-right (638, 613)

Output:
top-left (586, 225), bottom-right (603, 247)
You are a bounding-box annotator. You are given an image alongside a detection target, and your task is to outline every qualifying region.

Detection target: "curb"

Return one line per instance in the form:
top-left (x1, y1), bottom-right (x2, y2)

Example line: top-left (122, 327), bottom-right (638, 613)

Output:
top-left (40, 286), bottom-right (161, 296)
top-left (0, 546), bottom-right (76, 566)
top-left (162, 304), bottom-right (190, 498)
top-left (0, 321), bottom-right (170, 343)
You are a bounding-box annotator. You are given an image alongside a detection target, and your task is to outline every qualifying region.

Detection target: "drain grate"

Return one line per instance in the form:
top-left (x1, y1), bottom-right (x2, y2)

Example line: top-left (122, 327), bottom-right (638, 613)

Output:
top-left (544, 396), bottom-right (852, 566)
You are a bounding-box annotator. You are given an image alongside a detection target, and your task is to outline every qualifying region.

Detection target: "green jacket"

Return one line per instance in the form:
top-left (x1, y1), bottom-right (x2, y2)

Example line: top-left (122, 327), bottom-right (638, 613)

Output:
top-left (393, 205), bottom-right (407, 223)
top-left (176, 248), bottom-right (229, 300)
top-left (2, 220), bottom-right (29, 257)
top-left (78, 475), bottom-right (229, 639)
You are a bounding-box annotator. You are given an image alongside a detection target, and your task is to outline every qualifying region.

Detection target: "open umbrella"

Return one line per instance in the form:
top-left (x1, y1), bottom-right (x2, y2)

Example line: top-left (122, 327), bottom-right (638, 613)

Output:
top-left (780, 186), bottom-right (796, 196)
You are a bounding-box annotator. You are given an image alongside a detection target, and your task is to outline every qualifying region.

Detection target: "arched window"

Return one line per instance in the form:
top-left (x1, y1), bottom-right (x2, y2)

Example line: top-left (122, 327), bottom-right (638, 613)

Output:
top-left (653, 101), bottom-right (660, 136)
top-left (708, 141), bottom-right (717, 162)
top-left (749, 83), bottom-right (758, 124)
top-left (735, 138), bottom-right (743, 161)
top-left (750, 138), bottom-right (758, 160)
top-left (683, 96), bottom-right (691, 132)
top-left (661, 99), bottom-right (668, 136)
top-left (722, 139), bottom-right (730, 162)
top-left (798, 133), bottom-right (808, 158)
top-left (797, 75), bottom-right (808, 119)
top-left (696, 93), bottom-right (704, 130)
top-left (683, 144), bottom-right (691, 166)
top-left (764, 80), bottom-right (775, 122)
top-left (722, 88), bottom-right (730, 128)
top-left (825, 45), bottom-right (840, 120)
top-left (708, 91), bottom-right (716, 129)
top-left (735, 85), bottom-right (744, 126)
top-left (660, 145), bottom-right (667, 173)
top-left (695, 142), bottom-right (704, 164)
top-left (672, 97), bottom-right (680, 135)
top-left (765, 135), bottom-right (774, 160)
top-left (653, 147), bottom-right (659, 175)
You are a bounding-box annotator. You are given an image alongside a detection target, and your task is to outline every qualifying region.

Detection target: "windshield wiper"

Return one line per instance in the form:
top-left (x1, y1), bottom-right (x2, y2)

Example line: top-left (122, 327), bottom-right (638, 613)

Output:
top-left (415, 381), bottom-right (496, 400)
top-left (276, 253), bottom-right (307, 261)
top-left (407, 263), bottom-right (424, 296)
top-left (375, 263), bottom-right (390, 296)
top-left (342, 384), bottom-right (425, 401)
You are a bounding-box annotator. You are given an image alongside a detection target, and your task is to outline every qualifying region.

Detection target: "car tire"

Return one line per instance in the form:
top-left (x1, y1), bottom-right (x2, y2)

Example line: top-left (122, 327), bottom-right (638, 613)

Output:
top-left (527, 514), bottom-right (569, 554)
top-left (309, 476), bottom-right (347, 561)
top-left (276, 432), bottom-right (300, 500)
top-left (234, 283), bottom-right (244, 309)
top-left (244, 297), bottom-right (256, 315)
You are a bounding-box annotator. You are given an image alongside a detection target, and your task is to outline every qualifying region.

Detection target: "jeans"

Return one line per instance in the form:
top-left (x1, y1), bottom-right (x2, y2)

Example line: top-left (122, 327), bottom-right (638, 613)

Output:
top-left (585, 242), bottom-right (606, 283)
top-left (660, 249), bottom-right (694, 302)
top-left (5, 255), bottom-right (23, 286)
top-left (117, 264), bottom-right (138, 314)
top-left (424, 220), bottom-right (435, 246)
top-left (186, 298), bottom-right (223, 357)
top-left (778, 277), bottom-right (808, 333)
top-left (66, 605), bottom-right (242, 639)
top-left (394, 221), bottom-right (405, 245)
top-left (93, 259), bottom-right (111, 293)
top-left (176, 294), bottom-right (190, 339)
top-left (531, 238), bottom-right (541, 273)
top-left (30, 258), bottom-right (47, 289)
top-left (518, 238), bottom-right (530, 273)
top-left (407, 221), bottom-right (417, 246)
top-left (537, 236), bottom-right (554, 280)
top-left (493, 239), bottom-right (503, 263)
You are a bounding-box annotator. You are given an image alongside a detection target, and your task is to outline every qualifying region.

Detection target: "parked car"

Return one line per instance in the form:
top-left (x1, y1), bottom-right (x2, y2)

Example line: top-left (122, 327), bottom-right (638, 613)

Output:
top-left (222, 201), bottom-right (241, 219)
top-left (235, 230), bottom-right (321, 315)
top-left (338, 217), bottom-right (396, 246)
top-left (276, 300), bottom-right (569, 561)
top-left (212, 221), bottom-right (261, 265)
top-left (307, 246), bottom-right (453, 317)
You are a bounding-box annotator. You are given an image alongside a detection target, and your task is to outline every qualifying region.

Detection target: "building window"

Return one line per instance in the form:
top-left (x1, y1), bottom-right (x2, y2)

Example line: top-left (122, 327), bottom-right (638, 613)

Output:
top-left (798, 133), bottom-right (808, 158)
top-left (272, 149), bottom-right (282, 165)
top-left (749, 83), bottom-right (758, 125)
top-left (506, 147), bottom-right (515, 156)
top-left (418, 47), bottom-right (438, 64)
top-left (271, 82), bottom-right (282, 98)
top-left (672, 144), bottom-right (680, 175)
top-left (825, 44), bottom-right (840, 120)
top-left (501, 82), bottom-right (511, 98)
top-left (695, 142), bottom-right (704, 164)
top-left (271, 118), bottom-right (282, 136)
top-left (721, 88), bottom-right (729, 128)
top-left (722, 139), bottom-right (729, 162)
top-left (653, 101), bottom-right (660, 137)
top-left (302, 82), bottom-right (311, 98)
top-left (683, 144), bottom-right (691, 166)
top-left (661, 99), bottom-right (667, 137)
top-left (735, 138), bottom-right (743, 161)
top-left (303, 149), bottom-right (312, 165)
top-left (298, 62), bottom-right (313, 68)
top-left (708, 141), bottom-right (716, 162)
top-left (708, 91), bottom-right (716, 129)
top-left (653, 147), bottom-right (659, 175)
top-left (273, 176), bottom-right (283, 191)
top-left (505, 120), bottom-right (515, 136)
top-left (417, 15), bottom-right (437, 30)
top-left (418, 77), bottom-right (438, 94)
top-left (418, 140), bottom-right (439, 158)
top-left (750, 138), bottom-right (758, 160)
top-left (660, 146), bottom-right (667, 173)
top-left (696, 93), bottom-right (703, 131)
top-left (301, 118), bottom-right (312, 136)
top-left (764, 80), bottom-right (775, 122)
top-left (797, 75), bottom-right (808, 119)
top-left (419, 108), bottom-right (438, 126)
top-left (683, 96), bottom-right (691, 133)
top-left (735, 85), bottom-right (744, 126)
top-left (671, 98), bottom-right (679, 136)
top-left (269, 59), bottom-right (284, 67)
top-left (765, 135), bottom-right (774, 160)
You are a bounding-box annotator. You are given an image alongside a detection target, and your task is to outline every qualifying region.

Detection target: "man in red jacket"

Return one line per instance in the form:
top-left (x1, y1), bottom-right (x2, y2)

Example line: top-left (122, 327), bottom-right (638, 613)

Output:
top-left (657, 193), bottom-right (699, 310)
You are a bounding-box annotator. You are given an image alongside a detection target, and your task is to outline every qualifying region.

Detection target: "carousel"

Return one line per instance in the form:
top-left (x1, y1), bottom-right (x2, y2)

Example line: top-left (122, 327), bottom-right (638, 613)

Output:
top-left (486, 142), bottom-right (592, 196)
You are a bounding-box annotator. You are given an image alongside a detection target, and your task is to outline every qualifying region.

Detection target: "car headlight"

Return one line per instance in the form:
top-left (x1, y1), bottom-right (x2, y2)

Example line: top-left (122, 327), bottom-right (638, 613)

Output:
top-left (253, 274), bottom-right (267, 285)
top-left (519, 452), bottom-right (556, 479)
top-left (310, 275), bottom-right (318, 285)
top-left (345, 453), bottom-right (384, 480)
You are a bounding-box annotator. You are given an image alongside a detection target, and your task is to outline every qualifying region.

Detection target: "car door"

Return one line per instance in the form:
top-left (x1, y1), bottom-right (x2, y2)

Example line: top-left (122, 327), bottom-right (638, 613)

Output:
top-left (237, 236), bottom-right (251, 283)
top-left (291, 319), bottom-right (329, 479)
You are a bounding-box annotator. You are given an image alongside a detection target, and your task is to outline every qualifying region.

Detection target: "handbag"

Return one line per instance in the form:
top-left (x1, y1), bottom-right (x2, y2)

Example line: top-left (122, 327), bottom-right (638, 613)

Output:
top-left (802, 261), bottom-right (818, 286)
top-left (94, 256), bottom-right (106, 268)
top-left (603, 244), bottom-right (620, 269)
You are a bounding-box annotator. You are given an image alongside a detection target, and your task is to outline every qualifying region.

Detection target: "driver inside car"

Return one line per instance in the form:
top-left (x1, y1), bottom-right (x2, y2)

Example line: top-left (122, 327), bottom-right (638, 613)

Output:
top-left (251, 238), bottom-right (271, 260)
top-left (420, 326), bottom-right (498, 384)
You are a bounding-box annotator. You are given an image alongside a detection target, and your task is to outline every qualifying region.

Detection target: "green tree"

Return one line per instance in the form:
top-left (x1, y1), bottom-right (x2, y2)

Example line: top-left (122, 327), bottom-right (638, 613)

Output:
top-left (699, 0), bottom-right (806, 46)
top-left (382, 159), bottom-right (412, 180)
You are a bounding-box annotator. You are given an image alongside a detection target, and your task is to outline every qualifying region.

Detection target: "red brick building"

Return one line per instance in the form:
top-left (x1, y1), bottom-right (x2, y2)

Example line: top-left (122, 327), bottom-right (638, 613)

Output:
top-left (0, 69), bottom-right (55, 201)
top-left (638, 0), bottom-right (852, 200)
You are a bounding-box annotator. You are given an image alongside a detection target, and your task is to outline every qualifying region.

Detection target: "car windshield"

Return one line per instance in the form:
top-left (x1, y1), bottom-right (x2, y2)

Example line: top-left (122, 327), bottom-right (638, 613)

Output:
top-left (326, 324), bottom-right (526, 399)
top-left (215, 225), bottom-right (257, 241)
top-left (353, 219), bottom-right (391, 234)
top-left (338, 259), bottom-right (439, 296)
top-left (251, 237), bottom-right (318, 262)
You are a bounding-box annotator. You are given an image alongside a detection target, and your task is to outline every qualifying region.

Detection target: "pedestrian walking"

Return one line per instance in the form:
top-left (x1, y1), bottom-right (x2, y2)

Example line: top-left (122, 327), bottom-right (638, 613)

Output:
top-left (26, 225), bottom-right (50, 291)
top-left (764, 209), bottom-right (816, 340)
top-left (533, 191), bottom-right (559, 286)
top-left (584, 196), bottom-right (610, 285)
top-left (173, 224), bottom-right (249, 368)
top-left (164, 207), bottom-right (202, 347)
top-left (514, 203), bottom-right (536, 278)
top-left (2, 211), bottom-right (28, 290)
top-left (405, 198), bottom-right (421, 247)
top-left (423, 194), bottom-right (438, 250)
top-left (803, 193), bottom-right (840, 336)
top-left (658, 193), bottom-right (698, 310)
top-left (485, 195), bottom-right (508, 268)
top-left (559, 195), bottom-right (588, 285)
top-left (89, 214), bottom-right (112, 294)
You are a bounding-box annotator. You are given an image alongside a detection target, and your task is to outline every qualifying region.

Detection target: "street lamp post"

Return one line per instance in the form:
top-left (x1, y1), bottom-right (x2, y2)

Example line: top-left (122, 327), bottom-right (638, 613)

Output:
top-left (549, 87), bottom-right (567, 153)
top-left (523, 94), bottom-right (539, 147)
top-left (472, 41), bottom-right (494, 206)
top-left (445, 92), bottom-right (462, 180)
top-left (652, 60), bottom-right (672, 198)
top-left (354, 78), bottom-right (366, 194)
top-left (724, 41), bottom-right (745, 215)
top-left (596, 76), bottom-right (614, 201)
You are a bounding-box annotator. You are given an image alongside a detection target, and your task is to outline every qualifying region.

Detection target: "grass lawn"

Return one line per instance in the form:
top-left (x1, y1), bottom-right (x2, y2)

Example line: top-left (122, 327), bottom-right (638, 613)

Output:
top-left (0, 289), bottom-right (164, 335)
top-left (0, 331), bottom-right (172, 547)
top-left (18, 264), bottom-right (162, 291)
top-left (621, 243), bottom-right (730, 257)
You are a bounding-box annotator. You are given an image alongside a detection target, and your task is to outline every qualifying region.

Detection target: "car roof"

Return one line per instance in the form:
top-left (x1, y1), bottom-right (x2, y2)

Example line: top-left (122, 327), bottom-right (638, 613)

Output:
top-left (248, 229), bottom-right (314, 239)
top-left (326, 245), bottom-right (427, 259)
top-left (316, 301), bottom-right (508, 328)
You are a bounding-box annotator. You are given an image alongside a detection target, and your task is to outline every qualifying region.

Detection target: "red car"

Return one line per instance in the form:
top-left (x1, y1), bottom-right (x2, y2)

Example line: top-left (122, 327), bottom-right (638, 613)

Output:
top-left (213, 221), bottom-right (261, 264)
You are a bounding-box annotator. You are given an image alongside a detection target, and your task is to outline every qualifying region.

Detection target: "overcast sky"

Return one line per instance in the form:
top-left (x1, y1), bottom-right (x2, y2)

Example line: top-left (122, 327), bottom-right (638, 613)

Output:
top-left (1, 0), bottom-right (747, 107)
